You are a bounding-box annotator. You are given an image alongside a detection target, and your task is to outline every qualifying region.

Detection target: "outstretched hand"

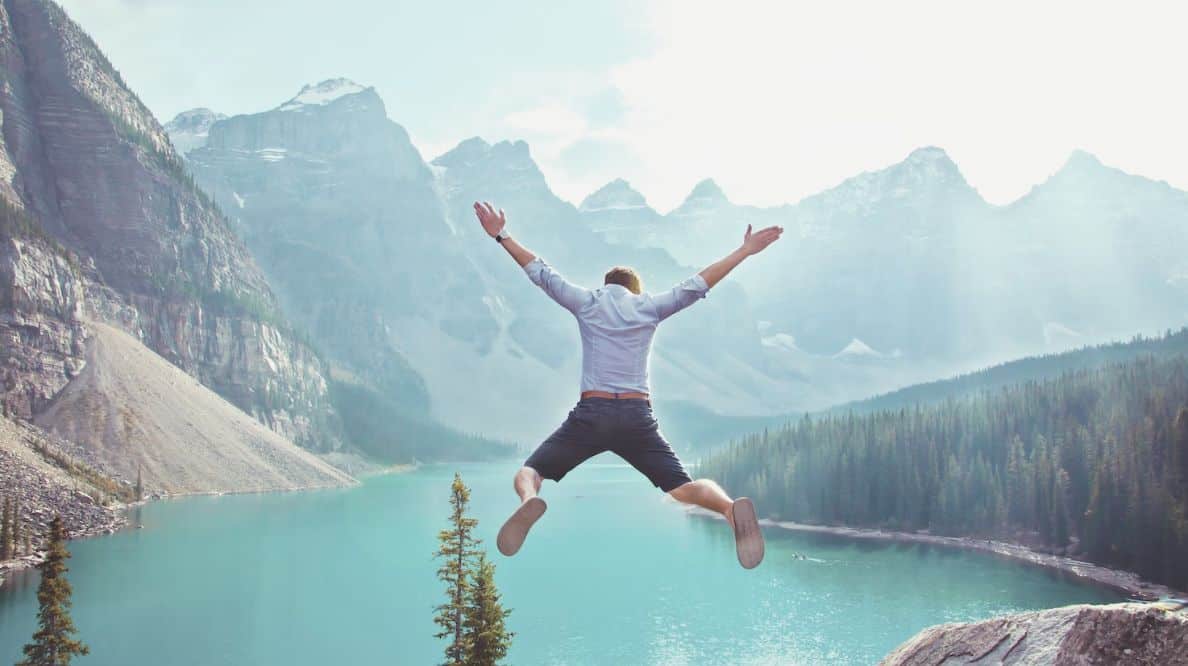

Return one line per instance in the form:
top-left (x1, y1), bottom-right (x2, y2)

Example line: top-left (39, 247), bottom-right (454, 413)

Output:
top-left (473, 201), bottom-right (506, 238)
top-left (740, 224), bottom-right (783, 256)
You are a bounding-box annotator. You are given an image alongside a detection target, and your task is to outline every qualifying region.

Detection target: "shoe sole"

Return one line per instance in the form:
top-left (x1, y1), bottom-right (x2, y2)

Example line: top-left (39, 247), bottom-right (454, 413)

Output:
top-left (732, 497), bottom-right (764, 569)
top-left (497, 497), bottom-right (547, 556)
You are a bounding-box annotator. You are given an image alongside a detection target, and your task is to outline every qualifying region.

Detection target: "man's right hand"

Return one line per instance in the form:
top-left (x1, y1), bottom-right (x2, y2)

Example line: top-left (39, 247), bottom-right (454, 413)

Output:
top-left (740, 224), bottom-right (783, 256)
top-left (474, 201), bottom-right (507, 238)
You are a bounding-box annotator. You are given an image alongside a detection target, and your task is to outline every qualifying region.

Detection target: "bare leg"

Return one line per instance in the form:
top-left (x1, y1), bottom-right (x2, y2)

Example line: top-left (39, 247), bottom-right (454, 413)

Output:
top-left (498, 467), bottom-right (547, 556)
top-left (669, 479), bottom-right (735, 526)
top-left (670, 478), bottom-right (765, 568)
top-left (514, 466), bottom-right (543, 502)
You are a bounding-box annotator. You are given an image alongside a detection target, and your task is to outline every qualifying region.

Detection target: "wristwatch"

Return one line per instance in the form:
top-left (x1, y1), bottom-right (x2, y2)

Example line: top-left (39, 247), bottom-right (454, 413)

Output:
top-left (494, 230), bottom-right (511, 243)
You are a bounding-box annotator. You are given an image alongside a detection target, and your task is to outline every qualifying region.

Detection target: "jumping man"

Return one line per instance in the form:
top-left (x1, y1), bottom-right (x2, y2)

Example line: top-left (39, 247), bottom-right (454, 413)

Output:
top-left (473, 201), bottom-right (783, 569)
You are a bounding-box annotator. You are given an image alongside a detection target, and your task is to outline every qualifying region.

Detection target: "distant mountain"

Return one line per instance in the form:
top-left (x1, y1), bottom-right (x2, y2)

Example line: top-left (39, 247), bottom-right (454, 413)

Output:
top-left (580, 145), bottom-right (1188, 381)
top-left (178, 79), bottom-right (514, 456)
top-left (579, 178), bottom-right (649, 213)
top-left (173, 77), bottom-right (1188, 443)
top-left (163, 107), bottom-right (225, 155)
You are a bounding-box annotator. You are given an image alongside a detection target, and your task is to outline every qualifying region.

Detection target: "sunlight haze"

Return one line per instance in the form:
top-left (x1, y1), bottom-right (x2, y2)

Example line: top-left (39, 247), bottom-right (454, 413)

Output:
top-left (60, 0), bottom-right (1188, 210)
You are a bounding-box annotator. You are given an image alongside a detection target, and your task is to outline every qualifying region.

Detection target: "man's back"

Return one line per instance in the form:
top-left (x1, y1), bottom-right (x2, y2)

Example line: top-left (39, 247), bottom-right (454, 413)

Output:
top-left (523, 258), bottom-right (709, 394)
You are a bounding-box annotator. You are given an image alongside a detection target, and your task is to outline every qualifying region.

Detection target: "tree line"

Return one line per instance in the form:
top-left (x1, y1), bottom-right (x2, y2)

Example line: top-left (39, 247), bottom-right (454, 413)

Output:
top-left (699, 353), bottom-right (1188, 589)
top-left (1, 496), bottom-right (34, 560)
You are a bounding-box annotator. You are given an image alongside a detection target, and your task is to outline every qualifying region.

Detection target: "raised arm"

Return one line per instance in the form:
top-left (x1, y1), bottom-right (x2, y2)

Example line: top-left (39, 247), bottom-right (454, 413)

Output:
top-left (698, 224), bottom-right (783, 289)
top-left (473, 201), bottom-right (591, 313)
top-left (649, 223), bottom-right (783, 321)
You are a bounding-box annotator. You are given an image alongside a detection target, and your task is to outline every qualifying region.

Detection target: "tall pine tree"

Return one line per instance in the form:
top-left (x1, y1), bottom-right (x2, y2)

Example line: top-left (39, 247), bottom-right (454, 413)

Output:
top-left (434, 473), bottom-right (481, 666)
top-left (18, 515), bottom-right (89, 666)
top-left (463, 553), bottom-right (513, 666)
top-left (1, 496), bottom-right (11, 560)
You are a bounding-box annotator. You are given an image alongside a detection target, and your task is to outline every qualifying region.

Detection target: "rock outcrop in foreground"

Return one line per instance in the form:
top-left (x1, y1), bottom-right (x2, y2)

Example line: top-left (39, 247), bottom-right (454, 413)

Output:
top-left (882, 602), bottom-right (1188, 665)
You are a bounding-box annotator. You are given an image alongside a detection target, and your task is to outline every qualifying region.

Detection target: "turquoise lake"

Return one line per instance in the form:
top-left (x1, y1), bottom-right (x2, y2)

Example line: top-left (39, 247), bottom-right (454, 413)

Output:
top-left (0, 461), bottom-right (1121, 665)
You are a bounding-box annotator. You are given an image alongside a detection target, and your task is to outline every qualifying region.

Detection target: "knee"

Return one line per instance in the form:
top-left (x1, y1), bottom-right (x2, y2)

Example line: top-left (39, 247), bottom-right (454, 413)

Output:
top-left (667, 480), bottom-right (697, 502)
top-left (515, 466), bottom-right (542, 485)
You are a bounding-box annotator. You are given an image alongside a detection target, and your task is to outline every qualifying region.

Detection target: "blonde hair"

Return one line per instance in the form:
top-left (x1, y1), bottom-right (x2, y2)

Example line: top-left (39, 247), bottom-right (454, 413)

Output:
top-left (604, 266), bottom-right (643, 294)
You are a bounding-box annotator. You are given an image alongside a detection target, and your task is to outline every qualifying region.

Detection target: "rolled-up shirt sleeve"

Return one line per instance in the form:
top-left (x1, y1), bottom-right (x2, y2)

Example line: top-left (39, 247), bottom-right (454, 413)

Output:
top-left (523, 258), bottom-right (591, 313)
top-left (650, 274), bottom-right (710, 321)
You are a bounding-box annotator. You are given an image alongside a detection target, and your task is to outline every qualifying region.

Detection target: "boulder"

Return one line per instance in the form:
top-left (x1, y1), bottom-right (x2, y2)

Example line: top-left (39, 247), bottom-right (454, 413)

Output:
top-left (882, 602), bottom-right (1188, 665)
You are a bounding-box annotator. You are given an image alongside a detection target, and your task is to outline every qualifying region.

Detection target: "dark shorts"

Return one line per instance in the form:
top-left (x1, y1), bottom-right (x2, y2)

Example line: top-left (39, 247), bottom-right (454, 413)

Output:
top-left (524, 398), bottom-right (693, 492)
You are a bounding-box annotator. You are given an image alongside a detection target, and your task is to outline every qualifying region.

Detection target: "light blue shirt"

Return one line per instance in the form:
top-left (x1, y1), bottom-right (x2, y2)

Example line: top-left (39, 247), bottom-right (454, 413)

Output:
top-left (523, 257), bottom-right (710, 394)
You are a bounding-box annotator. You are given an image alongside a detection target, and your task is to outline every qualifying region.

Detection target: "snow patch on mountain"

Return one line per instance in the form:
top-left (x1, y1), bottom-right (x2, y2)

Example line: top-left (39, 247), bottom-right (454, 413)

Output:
top-left (279, 78), bottom-right (368, 111)
top-left (833, 338), bottom-right (884, 359)
top-left (164, 108), bottom-right (226, 155)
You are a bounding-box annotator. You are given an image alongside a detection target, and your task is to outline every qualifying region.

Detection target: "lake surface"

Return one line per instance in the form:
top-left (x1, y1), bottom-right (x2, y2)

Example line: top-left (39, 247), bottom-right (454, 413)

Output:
top-left (1, 461), bottom-right (1120, 665)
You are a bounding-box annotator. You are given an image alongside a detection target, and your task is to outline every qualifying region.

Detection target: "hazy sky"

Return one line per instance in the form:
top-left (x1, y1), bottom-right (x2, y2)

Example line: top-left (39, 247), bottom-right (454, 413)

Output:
top-left (61, 0), bottom-right (1188, 211)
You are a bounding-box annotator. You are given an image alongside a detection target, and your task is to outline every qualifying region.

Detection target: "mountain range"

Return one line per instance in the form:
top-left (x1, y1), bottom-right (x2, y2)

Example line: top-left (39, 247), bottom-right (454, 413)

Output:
top-left (168, 80), bottom-right (1187, 444)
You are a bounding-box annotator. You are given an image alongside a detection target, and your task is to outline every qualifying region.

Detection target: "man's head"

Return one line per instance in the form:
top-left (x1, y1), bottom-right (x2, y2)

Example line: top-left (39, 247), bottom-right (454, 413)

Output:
top-left (604, 266), bottom-right (643, 294)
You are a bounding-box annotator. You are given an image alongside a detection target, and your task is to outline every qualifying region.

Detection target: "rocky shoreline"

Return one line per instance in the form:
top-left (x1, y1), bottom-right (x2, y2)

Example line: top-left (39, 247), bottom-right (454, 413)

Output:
top-left (688, 508), bottom-right (1184, 601)
top-left (0, 415), bottom-right (132, 587)
top-left (0, 507), bottom-right (128, 586)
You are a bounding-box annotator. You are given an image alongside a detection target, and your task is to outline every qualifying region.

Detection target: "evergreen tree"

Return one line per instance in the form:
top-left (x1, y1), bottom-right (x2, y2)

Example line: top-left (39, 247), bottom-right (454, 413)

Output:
top-left (434, 473), bottom-right (481, 666)
top-left (135, 466), bottom-right (143, 502)
top-left (18, 515), bottom-right (89, 666)
top-left (463, 553), bottom-right (513, 666)
top-left (1, 496), bottom-right (11, 560)
top-left (13, 497), bottom-right (23, 557)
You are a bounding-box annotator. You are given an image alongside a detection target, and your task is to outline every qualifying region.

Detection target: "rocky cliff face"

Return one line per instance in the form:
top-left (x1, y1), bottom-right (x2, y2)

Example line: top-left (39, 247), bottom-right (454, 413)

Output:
top-left (882, 602), bottom-right (1188, 665)
top-left (0, 228), bottom-right (87, 420)
top-left (0, 0), bottom-right (341, 451)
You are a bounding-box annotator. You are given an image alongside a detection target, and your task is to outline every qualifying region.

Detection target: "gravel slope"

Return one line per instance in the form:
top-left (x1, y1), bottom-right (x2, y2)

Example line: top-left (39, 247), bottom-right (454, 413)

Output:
top-left (34, 323), bottom-right (355, 494)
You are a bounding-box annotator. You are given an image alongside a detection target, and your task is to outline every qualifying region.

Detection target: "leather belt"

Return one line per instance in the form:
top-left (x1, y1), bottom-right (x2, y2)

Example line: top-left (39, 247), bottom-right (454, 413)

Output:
top-left (580, 390), bottom-right (650, 401)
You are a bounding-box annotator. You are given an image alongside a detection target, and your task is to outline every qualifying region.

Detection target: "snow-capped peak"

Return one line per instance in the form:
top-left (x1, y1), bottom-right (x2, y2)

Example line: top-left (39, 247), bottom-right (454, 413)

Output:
top-left (579, 179), bottom-right (649, 212)
top-left (164, 108), bottom-right (225, 133)
top-left (833, 338), bottom-right (883, 359)
top-left (164, 108), bottom-right (227, 156)
top-left (278, 78), bottom-right (368, 111)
